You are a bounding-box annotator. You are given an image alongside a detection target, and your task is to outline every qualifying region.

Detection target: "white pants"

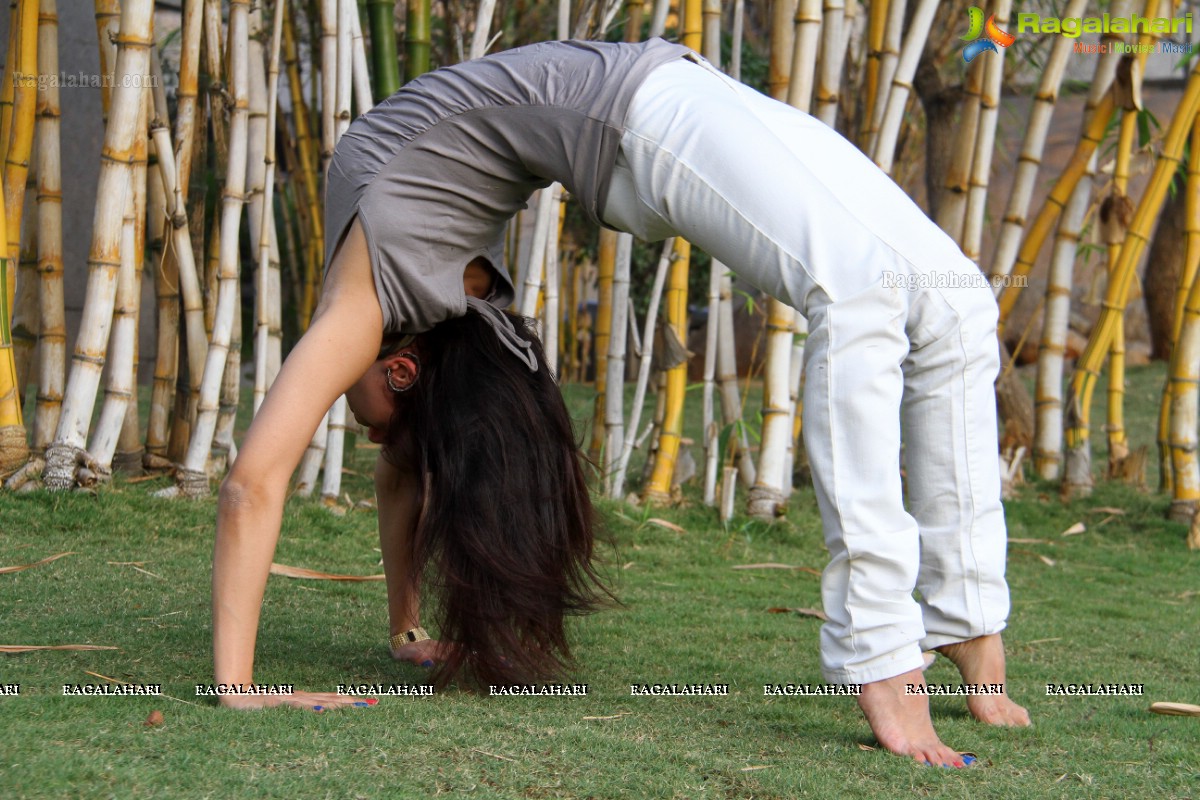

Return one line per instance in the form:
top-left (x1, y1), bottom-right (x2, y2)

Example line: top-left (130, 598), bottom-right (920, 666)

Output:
top-left (604, 57), bottom-right (1010, 684)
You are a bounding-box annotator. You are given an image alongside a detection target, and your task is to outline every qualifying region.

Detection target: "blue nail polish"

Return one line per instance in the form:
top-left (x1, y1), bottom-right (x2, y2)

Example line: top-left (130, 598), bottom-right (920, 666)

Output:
top-left (962, 754), bottom-right (976, 766)
top-left (421, 659), bottom-right (434, 668)
top-left (354, 702), bottom-right (369, 707)
top-left (313, 705), bottom-right (323, 712)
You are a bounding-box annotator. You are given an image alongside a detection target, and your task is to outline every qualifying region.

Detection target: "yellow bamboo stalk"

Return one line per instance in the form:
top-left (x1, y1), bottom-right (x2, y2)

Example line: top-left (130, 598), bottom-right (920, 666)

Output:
top-left (1105, 110), bottom-right (1139, 476)
top-left (3, 0), bottom-right (37, 394)
top-left (1166, 114), bottom-right (1200, 526)
top-left (32, 0), bottom-right (63, 453)
top-left (644, 0), bottom-right (701, 503)
top-left (590, 228), bottom-right (617, 462)
top-left (282, 8), bottom-right (323, 329)
top-left (0, 18), bottom-right (15, 157)
top-left (862, 0), bottom-right (888, 149)
top-left (814, 0), bottom-right (846, 128)
top-left (872, 0), bottom-right (938, 174)
top-left (1063, 57), bottom-right (1200, 498)
top-left (43, 0), bottom-right (154, 490)
top-left (996, 91), bottom-right (1117, 332)
top-left (768, 0), bottom-right (796, 101)
top-left (173, 0), bottom-right (202, 199)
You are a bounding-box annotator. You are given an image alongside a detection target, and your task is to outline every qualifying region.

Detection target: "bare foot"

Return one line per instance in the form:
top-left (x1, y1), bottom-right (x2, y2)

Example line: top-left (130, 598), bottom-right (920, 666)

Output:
top-left (857, 668), bottom-right (971, 767)
top-left (391, 637), bottom-right (453, 668)
top-left (935, 633), bottom-right (1032, 727)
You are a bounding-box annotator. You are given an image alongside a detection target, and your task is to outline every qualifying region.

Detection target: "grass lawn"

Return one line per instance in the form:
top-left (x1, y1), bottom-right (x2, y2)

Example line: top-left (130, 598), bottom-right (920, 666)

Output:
top-left (1, 362), bottom-right (1198, 799)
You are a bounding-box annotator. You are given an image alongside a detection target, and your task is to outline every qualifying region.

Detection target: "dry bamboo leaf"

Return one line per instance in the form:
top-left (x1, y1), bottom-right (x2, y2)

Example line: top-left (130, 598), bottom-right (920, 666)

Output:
top-left (768, 607), bottom-right (829, 620)
top-left (470, 748), bottom-right (518, 763)
top-left (646, 518), bottom-right (686, 534)
top-left (1088, 507), bottom-right (1127, 515)
top-left (733, 563), bottom-right (822, 576)
top-left (1149, 702), bottom-right (1200, 716)
top-left (740, 765), bottom-right (774, 772)
top-left (582, 712), bottom-right (630, 721)
top-left (1061, 522), bottom-right (1086, 536)
top-left (1027, 637), bottom-right (1062, 645)
top-left (144, 710), bottom-right (164, 727)
top-left (1008, 538), bottom-right (1049, 545)
top-left (1038, 555), bottom-right (1057, 567)
top-left (1, 645), bottom-right (118, 653)
top-left (0, 552), bottom-right (75, 574)
top-left (270, 563), bottom-right (385, 581)
top-left (85, 670), bottom-right (130, 685)
top-left (857, 743), bottom-right (876, 751)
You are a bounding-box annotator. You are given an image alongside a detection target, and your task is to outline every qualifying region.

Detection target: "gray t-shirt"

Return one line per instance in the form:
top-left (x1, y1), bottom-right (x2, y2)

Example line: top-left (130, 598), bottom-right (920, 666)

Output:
top-left (324, 38), bottom-right (690, 333)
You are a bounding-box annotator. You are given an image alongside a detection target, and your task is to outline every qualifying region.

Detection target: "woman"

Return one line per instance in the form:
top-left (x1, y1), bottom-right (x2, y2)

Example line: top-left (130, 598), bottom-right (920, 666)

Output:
top-left (213, 38), bottom-right (1028, 767)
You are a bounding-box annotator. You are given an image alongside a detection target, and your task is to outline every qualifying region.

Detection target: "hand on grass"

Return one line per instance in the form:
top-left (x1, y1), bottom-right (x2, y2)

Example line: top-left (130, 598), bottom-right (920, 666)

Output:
top-left (218, 690), bottom-right (377, 712)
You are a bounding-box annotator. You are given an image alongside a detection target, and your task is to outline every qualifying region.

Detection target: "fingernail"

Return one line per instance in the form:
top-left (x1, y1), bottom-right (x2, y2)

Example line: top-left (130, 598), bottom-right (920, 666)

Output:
top-left (354, 702), bottom-right (369, 707)
top-left (962, 754), bottom-right (976, 766)
top-left (421, 659), bottom-right (434, 668)
top-left (923, 761), bottom-right (931, 767)
top-left (313, 706), bottom-right (323, 712)
top-left (365, 698), bottom-right (379, 706)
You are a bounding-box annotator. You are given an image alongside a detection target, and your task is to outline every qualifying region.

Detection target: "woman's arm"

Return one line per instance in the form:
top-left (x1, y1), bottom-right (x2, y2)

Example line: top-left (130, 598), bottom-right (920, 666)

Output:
top-left (212, 221), bottom-right (382, 709)
top-left (374, 456), bottom-right (444, 666)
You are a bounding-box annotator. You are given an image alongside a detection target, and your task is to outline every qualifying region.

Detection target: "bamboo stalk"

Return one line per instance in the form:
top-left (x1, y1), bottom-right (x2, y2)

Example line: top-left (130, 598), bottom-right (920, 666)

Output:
top-left (865, 0), bottom-right (904, 157)
top-left (469, 0), bottom-right (498, 59)
top-left (114, 80), bottom-right (150, 476)
top-left (519, 186), bottom-right (559, 319)
top-left (320, 395), bottom-right (349, 504)
top-left (1165, 114), bottom-right (1200, 525)
top-left (768, 0), bottom-right (797, 102)
top-left (253, 0), bottom-right (286, 416)
top-left (0, 14), bottom-right (15, 157)
top-left (1064, 57), bottom-right (1200, 498)
top-left (1160, 131), bottom-right (1200, 494)
top-left (589, 228), bottom-right (617, 462)
top-left (700, 0), bottom-right (725, 505)
top-left (1105, 106), bottom-right (1140, 478)
top-left (871, 0), bottom-right (937, 174)
top-left (643, 237), bottom-right (691, 504)
top-left (786, 0), bottom-right (820, 108)
top-left (283, 7), bottom-right (323, 329)
top-left (211, 266), bottom-right (241, 474)
top-left (176, 0), bottom-right (252, 497)
top-left (988, 0), bottom-right (1103, 285)
top-left (814, 0), bottom-right (846, 128)
top-left (295, 411), bottom-right (330, 496)
top-left (747, 299), bottom-right (795, 518)
top-left (144, 132), bottom-right (176, 463)
top-left (406, 0), bottom-right (431, 81)
top-left (93, 0), bottom-right (119, 116)
top-left (174, 0), bottom-right (203, 200)
top-left (203, 0), bottom-right (228, 171)
top-left (89, 206), bottom-right (138, 473)
top-left (367, 0), bottom-right (401, 94)
top-left (148, 122), bottom-right (208, 424)
top-left (42, 0), bottom-right (153, 490)
top-left (4, 0), bottom-right (38, 395)
top-left (320, 0), bottom-right (337, 172)
top-left (995, 91), bottom-right (1117, 330)
top-left (348, 3), bottom-right (373, 114)
top-left (1032, 179), bottom-right (1093, 479)
top-left (32, 0), bottom-right (63, 453)
top-left (730, 0), bottom-right (744, 80)
top-left (602, 233), bottom-right (632, 492)
top-left (936, 57), bottom-right (983, 243)
top-left (543, 197), bottom-right (562, 376)
top-left (612, 238), bottom-right (674, 500)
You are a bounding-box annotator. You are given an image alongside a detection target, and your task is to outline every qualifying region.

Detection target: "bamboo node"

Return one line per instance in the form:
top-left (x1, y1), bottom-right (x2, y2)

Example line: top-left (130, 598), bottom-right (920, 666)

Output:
top-left (176, 467), bottom-right (210, 498)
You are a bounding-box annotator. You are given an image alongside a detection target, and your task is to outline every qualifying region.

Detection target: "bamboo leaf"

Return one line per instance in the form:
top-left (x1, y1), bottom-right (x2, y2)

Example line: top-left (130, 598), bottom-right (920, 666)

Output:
top-left (0, 644), bottom-right (118, 653)
top-left (767, 606), bottom-right (828, 620)
top-left (1061, 522), bottom-right (1086, 536)
top-left (0, 551), bottom-right (73, 574)
top-left (269, 563), bottom-right (385, 581)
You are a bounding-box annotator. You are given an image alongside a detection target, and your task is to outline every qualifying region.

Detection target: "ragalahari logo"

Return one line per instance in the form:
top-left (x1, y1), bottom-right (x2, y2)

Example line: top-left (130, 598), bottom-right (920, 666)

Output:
top-left (962, 7), bottom-right (1016, 62)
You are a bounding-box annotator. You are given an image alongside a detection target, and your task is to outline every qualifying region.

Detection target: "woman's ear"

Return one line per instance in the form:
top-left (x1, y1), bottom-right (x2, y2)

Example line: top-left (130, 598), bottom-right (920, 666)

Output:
top-left (383, 349), bottom-right (421, 392)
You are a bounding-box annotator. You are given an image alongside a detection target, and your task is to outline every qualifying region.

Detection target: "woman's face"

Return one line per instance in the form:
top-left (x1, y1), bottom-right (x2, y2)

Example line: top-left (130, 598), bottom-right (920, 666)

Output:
top-left (345, 348), bottom-right (419, 443)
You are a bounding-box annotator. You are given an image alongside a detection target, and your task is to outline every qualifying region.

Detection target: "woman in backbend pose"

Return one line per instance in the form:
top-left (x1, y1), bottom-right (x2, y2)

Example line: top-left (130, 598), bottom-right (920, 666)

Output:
top-left (212, 37), bottom-right (1029, 766)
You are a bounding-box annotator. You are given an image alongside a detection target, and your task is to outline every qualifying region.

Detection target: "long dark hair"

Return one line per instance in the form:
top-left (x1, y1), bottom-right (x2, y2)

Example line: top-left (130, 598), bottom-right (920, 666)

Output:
top-left (384, 310), bottom-right (608, 689)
